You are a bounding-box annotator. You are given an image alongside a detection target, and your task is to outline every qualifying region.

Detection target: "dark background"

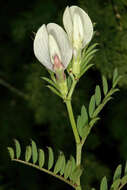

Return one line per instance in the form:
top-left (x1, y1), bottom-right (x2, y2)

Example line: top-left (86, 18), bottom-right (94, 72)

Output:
top-left (0, 0), bottom-right (127, 189)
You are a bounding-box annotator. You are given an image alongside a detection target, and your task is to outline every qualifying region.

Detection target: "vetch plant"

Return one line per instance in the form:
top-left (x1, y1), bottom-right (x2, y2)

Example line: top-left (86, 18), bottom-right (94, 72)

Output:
top-left (8, 5), bottom-right (125, 190)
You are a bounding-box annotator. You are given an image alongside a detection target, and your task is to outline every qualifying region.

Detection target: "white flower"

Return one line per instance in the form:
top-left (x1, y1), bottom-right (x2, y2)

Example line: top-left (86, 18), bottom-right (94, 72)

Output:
top-left (34, 23), bottom-right (72, 72)
top-left (63, 6), bottom-right (93, 50)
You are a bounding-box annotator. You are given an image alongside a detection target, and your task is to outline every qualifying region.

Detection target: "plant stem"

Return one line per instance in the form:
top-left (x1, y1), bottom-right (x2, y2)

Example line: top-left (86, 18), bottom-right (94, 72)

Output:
top-left (76, 143), bottom-right (82, 166)
top-left (76, 143), bottom-right (82, 190)
top-left (68, 79), bottom-right (77, 100)
top-left (65, 100), bottom-right (82, 190)
top-left (65, 100), bottom-right (80, 144)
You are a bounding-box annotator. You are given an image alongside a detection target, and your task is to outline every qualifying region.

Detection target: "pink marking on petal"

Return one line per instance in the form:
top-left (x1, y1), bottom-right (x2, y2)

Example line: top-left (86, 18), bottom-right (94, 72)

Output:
top-left (53, 55), bottom-right (64, 71)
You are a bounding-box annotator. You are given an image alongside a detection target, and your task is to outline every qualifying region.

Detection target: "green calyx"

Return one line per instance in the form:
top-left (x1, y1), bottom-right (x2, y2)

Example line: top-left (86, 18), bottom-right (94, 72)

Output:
top-left (72, 49), bottom-right (81, 78)
top-left (56, 70), bottom-right (68, 98)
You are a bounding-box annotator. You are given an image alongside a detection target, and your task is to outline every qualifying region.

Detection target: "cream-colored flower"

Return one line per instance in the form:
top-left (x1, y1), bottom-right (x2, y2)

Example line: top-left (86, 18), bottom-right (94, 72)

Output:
top-left (63, 6), bottom-right (93, 50)
top-left (33, 23), bottom-right (72, 72)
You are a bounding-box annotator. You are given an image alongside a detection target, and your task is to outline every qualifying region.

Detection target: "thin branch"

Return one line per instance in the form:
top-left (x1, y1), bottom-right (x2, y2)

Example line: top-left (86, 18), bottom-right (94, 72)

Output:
top-left (12, 159), bottom-right (76, 189)
top-left (0, 78), bottom-right (29, 100)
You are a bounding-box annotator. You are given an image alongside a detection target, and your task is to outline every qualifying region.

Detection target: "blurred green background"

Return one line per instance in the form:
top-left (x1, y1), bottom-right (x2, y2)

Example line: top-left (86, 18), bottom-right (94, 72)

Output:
top-left (0, 0), bottom-right (127, 189)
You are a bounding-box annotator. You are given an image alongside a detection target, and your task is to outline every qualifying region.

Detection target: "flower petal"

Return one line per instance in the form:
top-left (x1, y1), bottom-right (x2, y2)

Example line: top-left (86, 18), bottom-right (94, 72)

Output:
top-left (47, 23), bottom-right (72, 69)
top-left (33, 24), bottom-right (53, 71)
top-left (63, 6), bottom-right (73, 44)
top-left (69, 6), bottom-right (93, 47)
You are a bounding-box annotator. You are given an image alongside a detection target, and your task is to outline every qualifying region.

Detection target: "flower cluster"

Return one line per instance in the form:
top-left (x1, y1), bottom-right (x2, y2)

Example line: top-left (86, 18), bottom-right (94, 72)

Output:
top-left (33, 5), bottom-right (93, 98)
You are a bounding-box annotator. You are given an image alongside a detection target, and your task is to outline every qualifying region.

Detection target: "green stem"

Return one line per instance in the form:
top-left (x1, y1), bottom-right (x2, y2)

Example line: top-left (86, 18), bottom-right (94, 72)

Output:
top-left (65, 100), bottom-right (82, 190)
top-left (68, 79), bottom-right (77, 100)
top-left (65, 100), bottom-right (80, 144)
top-left (76, 143), bottom-right (82, 190)
top-left (76, 143), bottom-right (82, 166)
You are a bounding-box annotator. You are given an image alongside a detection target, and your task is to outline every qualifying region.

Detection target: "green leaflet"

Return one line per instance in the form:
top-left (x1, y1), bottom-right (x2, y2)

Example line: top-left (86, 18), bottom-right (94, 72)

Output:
top-left (82, 43), bottom-right (98, 63)
top-left (92, 97), bottom-right (112, 118)
top-left (106, 89), bottom-right (119, 98)
top-left (38, 149), bottom-right (45, 168)
top-left (77, 105), bottom-right (89, 138)
top-left (31, 140), bottom-right (38, 164)
top-left (64, 160), bottom-right (72, 179)
top-left (89, 95), bottom-right (95, 118)
top-left (54, 152), bottom-right (65, 174)
top-left (81, 105), bottom-right (88, 125)
top-left (111, 179), bottom-right (121, 190)
top-left (89, 117), bottom-right (100, 128)
top-left (113, 68), bottom-right (118, 85)
top-left (48, 70), bottom-right (56, 83)
top-left (113, 164), bottom-right (122, 181)
top-left (80, 63), bottom-right (94, 78)
top-left (102, 76), bottom-right (108, 95)
top-left (124, 161), bottom-right (127, 175)
top-left (95, 85), bottom-right (101, 106)
top-left (121, 175), bottom-right (127, 185)
top-left (71, 166), bottom-right (83, 183)
top-left (69, 156), bottom-right (76, 180)
top-left (42, 77), bottom-right (58, 90)
top-left (60, 153), bottom-right (66, 176)
top-left (46, 85), bottom-right (62, 98)
top-left (8, 147), bottom-right (14, 160)
top-left (100, 176), bottom-right (108, 190)
top-left (47, 147), bottom-right (54, 170)
top-left (81, 49), bottom-right (98, 67)
top-left (77, 105), bottom-right (88, 129)
top-left (25, 146), bottom-right (32, 162)
top-left (14, 139), bottom-right (21, 159)
top-left (78, 124), bottom-right (90, 139)
top-left (102, 77), bottom-right (108, 94)
top-left (113, 76), bottom-right (122, 88)
top-left (84, 43), bottom-right (98, 55)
